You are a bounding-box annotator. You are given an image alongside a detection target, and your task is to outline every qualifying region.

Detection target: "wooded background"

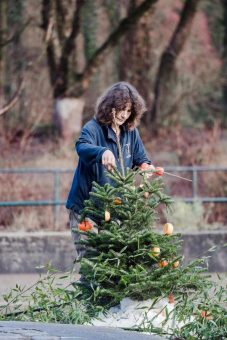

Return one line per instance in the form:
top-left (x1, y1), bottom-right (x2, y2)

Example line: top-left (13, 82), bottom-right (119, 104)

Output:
top-left (0, 0), bottom-right (226, 140)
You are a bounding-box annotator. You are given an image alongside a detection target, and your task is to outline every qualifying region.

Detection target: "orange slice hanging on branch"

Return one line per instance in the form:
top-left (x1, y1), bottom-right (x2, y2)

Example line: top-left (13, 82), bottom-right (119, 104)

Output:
top-left (105, 210), bottom-right (111, 222)
top-left (163, 223), bottom-right (174, 235)
top-left (155, 167), bottom-right (164, 176)
top-left (78, 220), bottom-right (93, 231)
top-left (172, 260), bottom-right (180, 268)
top-left (158, 260), bottom-right (168, 268)
top-left (113, 197), bottom-right (122, 205)
top-left (151, 246), bottom-right (160, 257)
top-left (144, 192), bottom-right (149, 199)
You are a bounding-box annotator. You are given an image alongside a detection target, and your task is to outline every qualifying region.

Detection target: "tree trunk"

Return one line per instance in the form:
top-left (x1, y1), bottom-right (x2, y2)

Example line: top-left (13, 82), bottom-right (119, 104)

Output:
top-left (53, 96), bottom-right (85, 143)
top-left (0, 0), bottom-right (8, 97)
top-left (0, 0), bottom-right (26, 141)
top-left (79, 0), bottom-right (159, 93)
top-left (119, 0), bottom-right (155, 114)
top-left (222, 0), bottom-right (227, 126)
top-left (149, 0), bottom-right (201, 129)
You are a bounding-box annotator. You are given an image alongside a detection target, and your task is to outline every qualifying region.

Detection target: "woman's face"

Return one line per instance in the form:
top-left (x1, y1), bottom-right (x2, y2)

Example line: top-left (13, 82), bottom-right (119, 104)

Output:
top-left (113, 102), bottom-right (132, 126)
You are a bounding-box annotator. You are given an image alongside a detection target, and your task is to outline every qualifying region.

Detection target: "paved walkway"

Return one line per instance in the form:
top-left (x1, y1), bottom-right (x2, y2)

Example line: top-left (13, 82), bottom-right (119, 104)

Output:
top-left (0, 274), bottom-right (41, 296)
top-left (0, 321), bottom-right (165, 339)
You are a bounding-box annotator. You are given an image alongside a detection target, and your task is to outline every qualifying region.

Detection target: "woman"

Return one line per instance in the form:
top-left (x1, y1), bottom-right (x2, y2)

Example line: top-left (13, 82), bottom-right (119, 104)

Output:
top-left (66, 81), bottom-right (160, 258)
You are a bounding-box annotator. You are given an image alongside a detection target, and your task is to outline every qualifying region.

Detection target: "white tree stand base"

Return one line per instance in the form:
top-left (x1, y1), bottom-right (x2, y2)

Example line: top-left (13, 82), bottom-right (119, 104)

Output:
top-left (90, 297), bottom-right (188, 335)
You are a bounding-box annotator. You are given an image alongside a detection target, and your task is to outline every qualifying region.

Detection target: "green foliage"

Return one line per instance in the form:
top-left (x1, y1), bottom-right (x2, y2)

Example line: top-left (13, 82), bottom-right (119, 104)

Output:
top-left (0, 265), bottom-right (91, 323)
top-left (173, 282), bottom-right (227, 339)
top-left (0, 167), bottom-right (226, 339)
top-left (138, 276), bottom-right (227, 339)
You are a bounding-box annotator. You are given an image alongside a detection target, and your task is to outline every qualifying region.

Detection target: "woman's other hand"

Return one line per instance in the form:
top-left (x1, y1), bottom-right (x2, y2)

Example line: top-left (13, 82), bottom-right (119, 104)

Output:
top-left (139, 163), bottom-right (155, 177)
top-left (102, 150), bottom-right (116, 171)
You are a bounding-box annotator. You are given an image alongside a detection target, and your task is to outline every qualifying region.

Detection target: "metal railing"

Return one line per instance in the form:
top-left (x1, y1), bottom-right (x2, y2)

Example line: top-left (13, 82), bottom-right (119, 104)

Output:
top-left (165, 166), bottom-right (227, 203)
top-left (0, 168), bottom-right (72, 228)
top-left (0, 166), bottom-right (227, 227)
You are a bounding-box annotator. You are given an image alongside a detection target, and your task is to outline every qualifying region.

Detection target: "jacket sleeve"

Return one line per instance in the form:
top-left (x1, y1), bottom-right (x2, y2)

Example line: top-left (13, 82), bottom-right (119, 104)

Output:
top-left (132, 128), bottom-right (151, 166)
top-left (76, 126), bottom-right (108, 166)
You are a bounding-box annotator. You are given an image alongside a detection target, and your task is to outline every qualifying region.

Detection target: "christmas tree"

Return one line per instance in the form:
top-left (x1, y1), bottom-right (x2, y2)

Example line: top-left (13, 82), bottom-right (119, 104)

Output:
top-left (76, 166), bottom-right (210, 316)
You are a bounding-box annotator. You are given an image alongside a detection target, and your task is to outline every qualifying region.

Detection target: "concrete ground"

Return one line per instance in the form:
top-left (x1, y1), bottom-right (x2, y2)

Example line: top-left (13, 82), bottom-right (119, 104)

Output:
top-left (0, 274), bottom-right (41, 296)
top-left (0, 321), bottom-right (165, 340)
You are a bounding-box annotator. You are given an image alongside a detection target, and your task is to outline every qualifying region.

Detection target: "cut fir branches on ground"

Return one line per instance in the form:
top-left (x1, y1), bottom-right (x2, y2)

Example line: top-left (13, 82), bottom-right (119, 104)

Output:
top-left (0, 265), bottom-right (93, 324)
top-left (171, 279), bottom-right (227, 340)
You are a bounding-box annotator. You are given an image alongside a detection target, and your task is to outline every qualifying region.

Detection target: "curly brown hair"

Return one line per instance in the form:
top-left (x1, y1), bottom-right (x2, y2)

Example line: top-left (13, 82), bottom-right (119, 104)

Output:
top-left (95, 82), bottom-right (147, 130)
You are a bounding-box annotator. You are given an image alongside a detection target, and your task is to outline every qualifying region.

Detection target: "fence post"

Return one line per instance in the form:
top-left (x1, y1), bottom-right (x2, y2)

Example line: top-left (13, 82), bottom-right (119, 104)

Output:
top-left (53, 171), bottom-right (60, 229)
top-left (192, 168), bottom-right (198, 200)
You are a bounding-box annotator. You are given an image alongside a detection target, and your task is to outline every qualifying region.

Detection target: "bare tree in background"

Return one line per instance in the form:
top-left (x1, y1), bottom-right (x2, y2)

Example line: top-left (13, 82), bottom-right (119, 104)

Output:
top-left (42, 0), bottom-right (158, 140)
top-left (41, 0), bottom-right (159, 98)
top-left (150, 0), bottom-right (201, 129)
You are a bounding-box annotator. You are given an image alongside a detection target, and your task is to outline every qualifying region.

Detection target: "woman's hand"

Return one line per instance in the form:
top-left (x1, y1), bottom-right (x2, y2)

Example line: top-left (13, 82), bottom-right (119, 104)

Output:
top-left (139, 163), bottom-right (164, 177)
top-left (102, 150), bottom-right (116, 171)
top-left (139, 163), bottom-right (155, 177)
top-left (140, 163), bottom-right (155, 171)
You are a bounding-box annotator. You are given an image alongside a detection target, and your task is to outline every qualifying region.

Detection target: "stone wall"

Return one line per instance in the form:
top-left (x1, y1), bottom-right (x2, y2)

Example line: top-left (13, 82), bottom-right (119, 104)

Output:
top-left (0, 232), bottom-right (75, 273)
top-left (0, 231), bottom-right (226, 273)
top-left (182, 230), bottom-right (227, 272)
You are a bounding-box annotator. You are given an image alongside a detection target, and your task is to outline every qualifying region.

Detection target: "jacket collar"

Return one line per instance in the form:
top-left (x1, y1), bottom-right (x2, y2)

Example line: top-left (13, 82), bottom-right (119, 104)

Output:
top-left (93, 118), bottom-right (127, 142)
top-left (105, 124), bottom-right (127, 143)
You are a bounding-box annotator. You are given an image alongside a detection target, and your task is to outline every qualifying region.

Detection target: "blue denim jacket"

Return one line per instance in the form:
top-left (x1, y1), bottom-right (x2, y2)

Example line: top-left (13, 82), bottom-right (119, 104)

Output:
top-left (66, 118), bottom-right (151, 213)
